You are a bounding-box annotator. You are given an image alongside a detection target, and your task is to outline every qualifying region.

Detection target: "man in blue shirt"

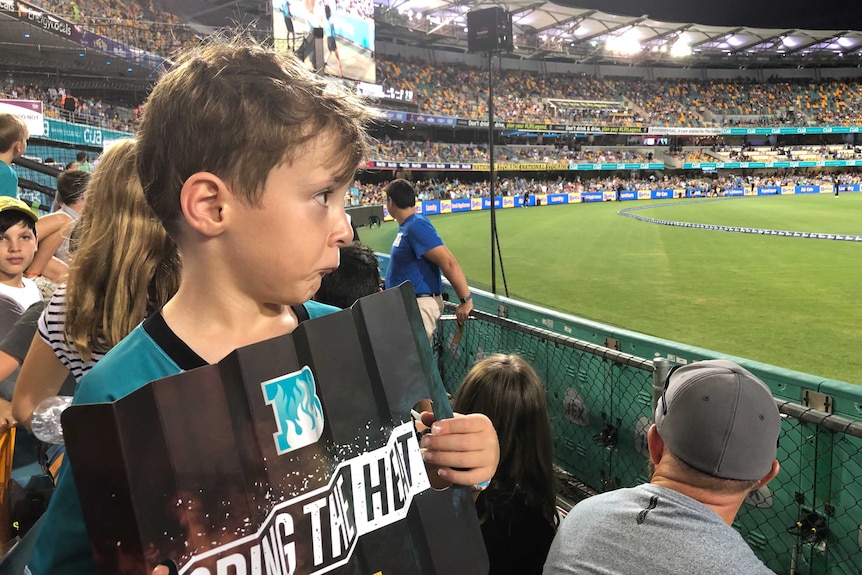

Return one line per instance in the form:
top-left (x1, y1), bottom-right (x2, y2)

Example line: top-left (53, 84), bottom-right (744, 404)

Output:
top-left (384, 179), bottom-right (473, 341)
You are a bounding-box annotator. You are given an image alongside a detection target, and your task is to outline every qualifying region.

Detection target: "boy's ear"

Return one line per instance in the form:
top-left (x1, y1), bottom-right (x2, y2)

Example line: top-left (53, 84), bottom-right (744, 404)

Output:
top-left (179, 172), bottom-right (230, 237)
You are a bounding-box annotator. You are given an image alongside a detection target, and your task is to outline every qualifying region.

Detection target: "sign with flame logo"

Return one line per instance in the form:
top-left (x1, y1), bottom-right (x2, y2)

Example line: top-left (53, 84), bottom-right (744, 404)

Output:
top-left (63, 284), bottom-right (488, 575)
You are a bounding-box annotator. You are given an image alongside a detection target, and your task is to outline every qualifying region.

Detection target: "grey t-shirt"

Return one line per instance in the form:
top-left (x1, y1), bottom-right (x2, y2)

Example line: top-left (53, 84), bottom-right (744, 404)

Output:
top-left (543, 484), bottom-right (774, 575)
top-left (0, 301), bottom-right (43, 400)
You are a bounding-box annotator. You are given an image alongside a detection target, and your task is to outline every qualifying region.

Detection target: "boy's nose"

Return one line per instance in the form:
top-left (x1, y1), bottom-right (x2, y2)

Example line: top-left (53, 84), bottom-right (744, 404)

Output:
top-left (334, 212), bottom-right (352, 246)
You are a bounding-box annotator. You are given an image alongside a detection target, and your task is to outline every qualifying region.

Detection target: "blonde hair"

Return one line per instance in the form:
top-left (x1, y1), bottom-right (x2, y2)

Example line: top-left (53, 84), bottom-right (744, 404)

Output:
top-left (137, 39), bottom-right (377, 237)
top-left (65, 139), bottom-right (181, 360)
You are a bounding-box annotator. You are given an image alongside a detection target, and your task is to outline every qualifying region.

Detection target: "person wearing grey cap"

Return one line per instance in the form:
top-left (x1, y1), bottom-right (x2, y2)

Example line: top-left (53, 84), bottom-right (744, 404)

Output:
top-left (543, 359), bottom-right (781, 575)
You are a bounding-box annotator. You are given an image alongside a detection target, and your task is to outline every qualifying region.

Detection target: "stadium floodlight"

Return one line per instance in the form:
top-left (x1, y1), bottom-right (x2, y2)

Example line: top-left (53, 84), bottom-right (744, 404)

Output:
top-left (671, 37), bottom-right (691, 57)
top-left (605, 28), bottom-right (641, 55)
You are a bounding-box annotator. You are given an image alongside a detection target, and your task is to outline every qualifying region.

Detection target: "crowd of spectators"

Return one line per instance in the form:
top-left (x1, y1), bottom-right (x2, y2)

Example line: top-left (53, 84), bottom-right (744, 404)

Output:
top-left (680, 150), bottom-right (714, 163)
top-left (349, 172), bottom-right (862, 206)
top-left (375, 55), bottom-right (862, 128)
top-left (29, 0), bottom-right (199, 57)
top-left (370, 139), bottom-right (653, 164)
top-left (717, 144), bottom-right (862, 162)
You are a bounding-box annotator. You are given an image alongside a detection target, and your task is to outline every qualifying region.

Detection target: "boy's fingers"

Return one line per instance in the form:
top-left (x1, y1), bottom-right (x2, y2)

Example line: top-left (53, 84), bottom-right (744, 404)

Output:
top-left (419, 410), bottom-right (436, 428)
top-left (418, 412), bottom-right (499, 487)
top-left (421, 430), bottom-right (478, 452)
top-left (421, 446), bottom-right (495, 469)
top-left (429, 412), bottom-right (493, 435)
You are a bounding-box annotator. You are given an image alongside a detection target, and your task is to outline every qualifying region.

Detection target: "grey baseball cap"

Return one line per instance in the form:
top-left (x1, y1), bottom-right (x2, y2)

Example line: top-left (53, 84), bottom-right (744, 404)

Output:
top-left (655, 359), bottom-right (780, 481)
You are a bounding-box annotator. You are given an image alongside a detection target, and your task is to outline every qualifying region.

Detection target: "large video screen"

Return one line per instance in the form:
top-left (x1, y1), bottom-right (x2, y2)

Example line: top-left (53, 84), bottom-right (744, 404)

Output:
top-left (272, 0), bottom-right (375, 82)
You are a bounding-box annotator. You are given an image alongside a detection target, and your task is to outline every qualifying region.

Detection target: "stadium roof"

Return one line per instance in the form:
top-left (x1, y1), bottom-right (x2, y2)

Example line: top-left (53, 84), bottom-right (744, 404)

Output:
top-left (0, 11), bottom-right (153, 90)
top-left (374, 0), bottom-right (862, 67)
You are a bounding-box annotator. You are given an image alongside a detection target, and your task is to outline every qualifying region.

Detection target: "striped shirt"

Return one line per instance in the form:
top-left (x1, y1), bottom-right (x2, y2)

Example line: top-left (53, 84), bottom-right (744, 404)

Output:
top-left (38, 284), bottom-right (105, 383)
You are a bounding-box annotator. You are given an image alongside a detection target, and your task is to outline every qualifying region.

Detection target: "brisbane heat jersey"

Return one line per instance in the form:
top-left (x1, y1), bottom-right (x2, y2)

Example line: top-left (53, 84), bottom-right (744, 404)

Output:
top-left (63, 285), bottom-right (488, 575)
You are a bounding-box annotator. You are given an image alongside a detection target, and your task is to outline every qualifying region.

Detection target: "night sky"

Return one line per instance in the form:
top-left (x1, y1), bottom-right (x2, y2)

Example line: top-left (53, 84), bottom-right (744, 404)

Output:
top-left (557, 0), bottom-right (862, 30)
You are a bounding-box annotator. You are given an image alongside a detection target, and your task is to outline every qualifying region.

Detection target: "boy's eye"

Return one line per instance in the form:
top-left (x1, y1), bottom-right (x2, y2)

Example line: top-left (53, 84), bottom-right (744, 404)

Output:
top-left (314, 190), bottom-right (333, 206)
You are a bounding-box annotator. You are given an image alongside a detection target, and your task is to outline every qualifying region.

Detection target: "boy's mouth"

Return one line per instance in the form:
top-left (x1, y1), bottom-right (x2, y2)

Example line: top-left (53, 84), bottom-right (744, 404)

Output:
top-left (6, 258), bottom-right (23, 265)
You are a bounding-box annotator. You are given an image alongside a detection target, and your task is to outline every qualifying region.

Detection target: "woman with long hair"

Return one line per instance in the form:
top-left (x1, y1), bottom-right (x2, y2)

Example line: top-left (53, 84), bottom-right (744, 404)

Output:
top-left (453, 354), bottom-right (559, 575)
top-left (12, 139), bottom-right (181, 436)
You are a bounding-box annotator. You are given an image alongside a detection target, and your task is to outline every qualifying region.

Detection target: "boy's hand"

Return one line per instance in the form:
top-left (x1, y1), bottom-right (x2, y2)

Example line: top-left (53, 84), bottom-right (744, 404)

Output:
top-left (419, 411), bottom-right (499, 488)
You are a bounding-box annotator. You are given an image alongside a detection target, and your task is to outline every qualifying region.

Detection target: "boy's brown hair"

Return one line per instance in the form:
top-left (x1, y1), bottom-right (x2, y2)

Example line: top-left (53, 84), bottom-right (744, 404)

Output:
top-left (0, 113), bottom-right (28, 154)
top-left (136, 40), bottom-right (377, 238)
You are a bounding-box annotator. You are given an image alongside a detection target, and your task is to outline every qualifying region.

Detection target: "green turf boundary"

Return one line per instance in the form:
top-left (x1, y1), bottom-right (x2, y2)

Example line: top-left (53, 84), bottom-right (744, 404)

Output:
top-left (364, 194), bottom-right (862, 385)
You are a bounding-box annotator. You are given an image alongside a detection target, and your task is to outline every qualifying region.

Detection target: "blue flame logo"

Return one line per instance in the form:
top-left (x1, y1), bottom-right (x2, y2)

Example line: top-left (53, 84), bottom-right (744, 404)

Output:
top-left (261, 366), bottom-right (325, 455)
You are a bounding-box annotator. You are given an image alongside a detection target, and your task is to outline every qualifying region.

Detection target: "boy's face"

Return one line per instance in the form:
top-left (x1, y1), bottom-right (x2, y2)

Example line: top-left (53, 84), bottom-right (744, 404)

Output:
top-left (0, 221), bottom-right (36, 285)
top-left (225, 134), bottom-right (354, 306)
top-left (15, 130), bottom-right (28, 157)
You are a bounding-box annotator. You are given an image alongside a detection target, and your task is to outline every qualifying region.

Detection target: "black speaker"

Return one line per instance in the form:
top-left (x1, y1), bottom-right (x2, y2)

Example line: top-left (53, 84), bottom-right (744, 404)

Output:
top-left (467, 7), bottom-right (513, 53)
top-left (296, 27), bottom-right (325, 72)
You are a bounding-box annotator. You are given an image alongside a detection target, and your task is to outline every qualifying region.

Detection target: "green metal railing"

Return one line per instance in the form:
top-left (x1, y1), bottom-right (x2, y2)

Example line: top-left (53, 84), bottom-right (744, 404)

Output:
top-left (435, 305), bottom-right (862, 575)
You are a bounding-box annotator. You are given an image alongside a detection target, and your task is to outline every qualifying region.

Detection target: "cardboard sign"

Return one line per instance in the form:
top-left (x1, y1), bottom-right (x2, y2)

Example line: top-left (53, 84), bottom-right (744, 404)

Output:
top-left (62, 284), bottom-right (488, 575)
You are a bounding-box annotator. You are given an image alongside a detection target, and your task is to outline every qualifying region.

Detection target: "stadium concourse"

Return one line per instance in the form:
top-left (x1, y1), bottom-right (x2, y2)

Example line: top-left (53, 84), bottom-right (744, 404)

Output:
top-left (3, 1), bottom-right (862, 574)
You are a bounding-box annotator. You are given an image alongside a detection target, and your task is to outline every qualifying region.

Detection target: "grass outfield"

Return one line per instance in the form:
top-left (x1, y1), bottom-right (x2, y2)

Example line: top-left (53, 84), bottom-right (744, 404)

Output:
top-left (360, 193), bottom-right (862, 385)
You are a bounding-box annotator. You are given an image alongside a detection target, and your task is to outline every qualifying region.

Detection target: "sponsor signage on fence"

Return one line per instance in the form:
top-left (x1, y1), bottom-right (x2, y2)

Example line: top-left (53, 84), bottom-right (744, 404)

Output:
top-left (40, 118), bottom-right (130, 148)
top-left (450, 198), bottom-right (472, 212)
top-left (384, 184), bottom-right (860, 222)
top-left (794, 185), bottom-right (821, 194)
top-left (683, 160), bottom-right (862, 170)
top-left (382, 110), bottom-right (651, 134)
top-left (367, 160), bottom-right (474, 170)
top-left (481, 197), bottom-right (504, 209)
top-left (721, 126), bottom-right (862, 135)
top-left (757, 187), bottom-right (781, 195)
top-left (380, 107), bottom-right (862, 138)
top-left (568, 162), bottom-right (665, 171)
top-left (366, 160), bottom-right (664, 172)
top-left (648, 127), bottom-right (723, 136)
top-left (0, 99), bottom-right (44, 136)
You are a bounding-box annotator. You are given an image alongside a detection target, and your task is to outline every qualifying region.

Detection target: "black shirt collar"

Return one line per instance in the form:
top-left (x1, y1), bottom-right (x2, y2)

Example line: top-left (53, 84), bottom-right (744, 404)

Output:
top-left (142, 310), bottom-right (208, 370)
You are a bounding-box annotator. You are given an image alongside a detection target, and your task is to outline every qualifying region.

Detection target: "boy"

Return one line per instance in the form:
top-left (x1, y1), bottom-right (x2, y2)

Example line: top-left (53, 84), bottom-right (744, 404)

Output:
top-left (0, 198), bottom-right (39, 423)
top-left (28, 42), bottom-right (499, 574)
top-left (0, 113), bottom-right (28, 199)
top-left (0, 197), bottom-right (40, 329)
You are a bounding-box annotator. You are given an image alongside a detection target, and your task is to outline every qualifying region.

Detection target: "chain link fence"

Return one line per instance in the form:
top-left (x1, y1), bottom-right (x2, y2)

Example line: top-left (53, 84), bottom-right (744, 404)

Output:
top-left (435, 304), bottom-right (862, 575)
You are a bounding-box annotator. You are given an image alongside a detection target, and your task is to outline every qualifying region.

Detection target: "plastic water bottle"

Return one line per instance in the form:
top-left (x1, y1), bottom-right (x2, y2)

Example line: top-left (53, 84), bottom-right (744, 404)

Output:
top-left (31, 395), bottom-right (73, 444)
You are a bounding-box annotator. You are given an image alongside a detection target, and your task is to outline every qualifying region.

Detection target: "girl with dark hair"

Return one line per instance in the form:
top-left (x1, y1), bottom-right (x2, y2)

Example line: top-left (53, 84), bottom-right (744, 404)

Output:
top-left (453, 354), bottom-right (559, 575)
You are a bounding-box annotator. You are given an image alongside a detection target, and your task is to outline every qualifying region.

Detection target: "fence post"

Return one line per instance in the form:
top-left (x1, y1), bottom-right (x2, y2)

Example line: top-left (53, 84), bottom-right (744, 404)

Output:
top-left (652, 358), bottom-right (670, 415)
